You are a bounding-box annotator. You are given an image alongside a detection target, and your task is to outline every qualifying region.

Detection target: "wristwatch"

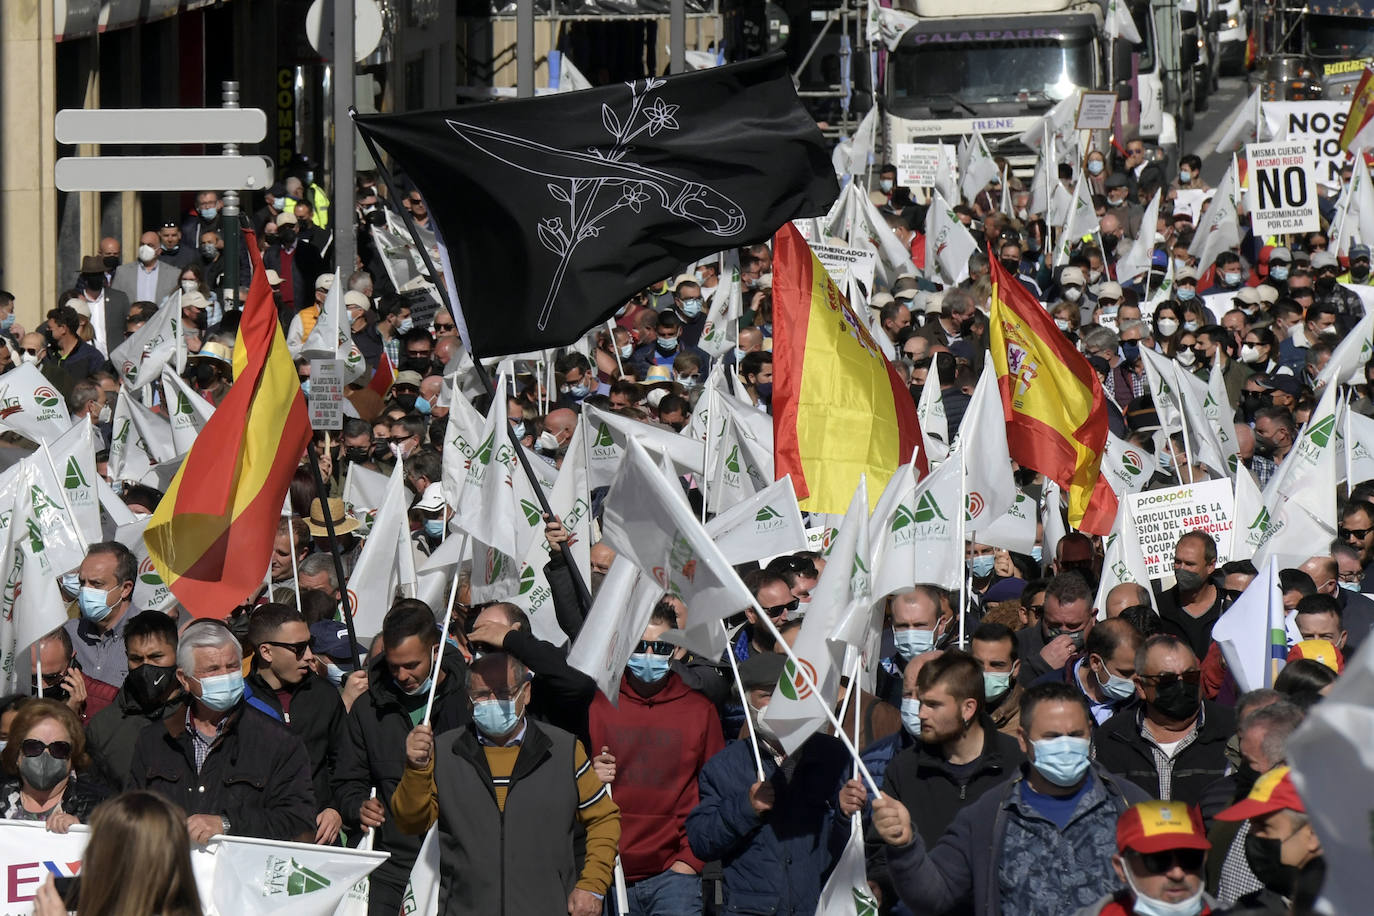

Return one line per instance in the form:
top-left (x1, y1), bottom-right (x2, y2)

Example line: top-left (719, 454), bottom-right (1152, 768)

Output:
top-left (220, 815), bottom-right (231, 835)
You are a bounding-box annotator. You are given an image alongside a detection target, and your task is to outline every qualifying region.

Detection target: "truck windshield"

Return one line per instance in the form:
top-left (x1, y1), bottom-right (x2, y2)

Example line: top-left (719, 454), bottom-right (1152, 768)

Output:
top-left (1307, 16), bottom-right (1374, 59)
top-left (887, 33), bottom-right (1095, 110)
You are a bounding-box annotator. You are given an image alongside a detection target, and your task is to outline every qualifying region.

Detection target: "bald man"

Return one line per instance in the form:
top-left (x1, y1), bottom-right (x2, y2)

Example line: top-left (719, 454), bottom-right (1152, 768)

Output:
top-left (1104, 583), bottom-right (1152, 618)
top-left (537, 408), bottom-right (578, 468)
top-left (1233, 423), bottom-right (1254, 466)
top-left (1301, 554), bottom-right (1374, 656)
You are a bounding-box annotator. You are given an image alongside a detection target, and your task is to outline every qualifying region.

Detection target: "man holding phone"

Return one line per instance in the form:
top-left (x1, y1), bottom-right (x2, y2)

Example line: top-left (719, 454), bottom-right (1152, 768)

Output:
top-left (1016, 573), bottom-right (1097, 681)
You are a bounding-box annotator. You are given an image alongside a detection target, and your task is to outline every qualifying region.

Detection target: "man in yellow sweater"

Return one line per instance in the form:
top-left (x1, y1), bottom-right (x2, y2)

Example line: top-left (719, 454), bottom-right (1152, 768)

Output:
top-left (393, 651), bottom-right (619, 915)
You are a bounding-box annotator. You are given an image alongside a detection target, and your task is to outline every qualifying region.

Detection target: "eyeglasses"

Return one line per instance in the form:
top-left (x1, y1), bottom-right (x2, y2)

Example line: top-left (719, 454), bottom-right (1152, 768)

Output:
top-left (1023, 603), bottom-right (1045, 616)
top-left (760, 597), bottom-right (801, 618)
top-left (20, 739), bottom-right (72, 760)
top-left (22, 348), bottom-right (41, 356)
top-left (775, 557), bottom-right (819, 578)
top-left (435, 322), bottom-right (455, 331)
top-left (1137, 670), bottom-right (1202, 688)
top-left (405, 350), bottom-right (432, 359)
top-left (469, 681), bottom-right (527, 703)
top-left (1132, 848), bottom-right (1206, 874)
top-left (263, 640), bottom-right (312, 659)
top-left (1339, 526), bottom-right (1374, 540)
top-left (635, 639), bottom-right (675, 656)
top-left (34, 668), bottom-right (66, 685)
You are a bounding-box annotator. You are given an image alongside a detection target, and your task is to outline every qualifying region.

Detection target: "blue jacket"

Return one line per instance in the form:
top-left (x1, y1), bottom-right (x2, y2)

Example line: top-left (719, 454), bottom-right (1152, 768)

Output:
top-left (885, 763), bottom-right (1149, 916)
top-left (687, 736), bottom-right (852, 915)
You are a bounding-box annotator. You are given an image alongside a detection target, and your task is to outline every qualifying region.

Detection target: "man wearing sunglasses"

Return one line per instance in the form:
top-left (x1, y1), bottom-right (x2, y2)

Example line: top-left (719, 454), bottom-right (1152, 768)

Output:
top-left (587, 604), bottom-right (724, 914)
top-left (245, 604), bottom-right (348, 846)
top-left (729, 572), bottom-right (797, 662)
top-left (1337, 499), bottom-right (1374, 592)
top-left (1078, 800), bottom-right (1217, 916)
top-left (1094, 635), bottom-right (1235, 808)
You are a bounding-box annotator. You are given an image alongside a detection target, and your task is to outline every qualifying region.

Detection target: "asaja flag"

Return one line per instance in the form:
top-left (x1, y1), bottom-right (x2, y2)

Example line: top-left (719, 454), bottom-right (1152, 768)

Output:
top-left (1211, 557), bottom-right (1300, 692)
top-left (146, 228), bottom-right (312, 618)
top-left (704, 475), bottom-right (808, 566)
top-left (566, 556), bottom-right (662, 703)
top-left (109, 289), bottom-right (181, 388)
top-left (345, 458), bottom-right (418, 638)
top-left (772, 223), bottom-right (924, 514)
top-left (815, 815), bottom-right (880, 916)
top-left (0, 364), bottom-right (72, 443)
top-left (989, 257), bottom-right (1116, 533)
top-left (354, 54), bottom-right (836, 357)
top-left (208, 833), bottom-right (388, 916)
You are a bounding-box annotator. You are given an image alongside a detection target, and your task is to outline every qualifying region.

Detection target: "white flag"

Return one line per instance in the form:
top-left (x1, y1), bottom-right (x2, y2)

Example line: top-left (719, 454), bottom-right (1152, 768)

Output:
top-left (870, 457), bottom-right (963, 597)
top-left (956, 363), bottom-right (1016, 532)
top-left (1173, 359), bottom-right (1233, 476)
top-left (1215, 86), bottom-right (1263, 154)
top-left (1211, 557), bottom-right (1300, 692)
top-left (161, 366), bottom-right (215, 456)
top-left (1231, 465), bottom-right (1266, 561)
top-left (1255, 383), bottom-right (1339, 567)
top-left (975, 492), bottom-right (1039, 556)
top-left (37, 420), bottom-right (101, 543)
top-left (345, 460), bottom-right (416, 638)
top-left (566, 556), bottom-right (662, 703)
top-left (761, 479), bottom-right (869, 755)
top-left (0, 364), bottom-right (72, 443)
top-left (106, 387), bottom-right (153, 485)
top-left (1101, 433), bottom-right (1153, 498)
top-left (1138, 346), bottom-right (1184, 433)
top-left (1093, 497), bottom-right (1154, 618)
top-left (600, 439), bottom-right (756, 658)
top-left (923, 190), bottom-right (978, 286)
top-left (583, 404), bottom-right (705, 490)
top-left (454, 377), bottom-right (521, 559)
top-left (917, 349), bottom-right (950, 464)
top-left (109, 290), bottom-right (182, 388)
top-left (1188, 158), bottom-right (1241, 276)
top-left (1316, 308), bottom-right (1374, 387)
top-left (1056, 170), bottom-right (1099, 267)
top-left (124, 390), bottom-right (177, 463)
top-left (210, 833), bottom-right (389, 916)
top-left (698, 267), bottom-right (742, 358)
top-left (1104, 0), bottom-right (1142, 41)
top-left (342, 462), bottom-right (390, 538)
top-left (398, 827), bottom-right (441, 916)
top-left (1114, 191), bottom-right (1161, 284)
top-left (960, 130), bottom-right (999, 204)
top-left (439, 383), bottom-right (488, 513)
top-left (113, 517), bottom-right (178, 614)
top-left (1341, 404), bottom-right (1374, 485)
top-left (848, 183), bottom-right (917, 284)
top-left (705, 475), bottom-right (808, 566)
top-left (815, 815), bottom-right (881, 916)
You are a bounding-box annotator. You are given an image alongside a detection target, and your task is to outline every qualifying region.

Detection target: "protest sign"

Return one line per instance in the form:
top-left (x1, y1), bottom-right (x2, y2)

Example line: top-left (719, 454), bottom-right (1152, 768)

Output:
top-left (1246, 141), bottom-right (1319, 236)
top-left (1127, 479), bottom-right (1235, 580)
top-left (1261, 101), bottom-right (1348, 185)
top-left (308, 359), bottom-right (344, 430)
top-left (894, 143), bottom-right (941, 187)
top-left (810, 242), bottom-right (878, 295)
top-left (1075, 92), bottom-right (1117, 130)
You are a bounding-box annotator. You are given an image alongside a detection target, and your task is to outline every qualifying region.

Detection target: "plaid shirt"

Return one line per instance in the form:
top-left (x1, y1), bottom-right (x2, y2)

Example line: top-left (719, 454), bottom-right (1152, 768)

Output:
top-left (1138, 704), bottom-right (1204, 800)
top-left (186, 707), bottom-right (222, 773)
top-left (1251, 455), bottom-right (1277, 489)
top-left (383, 335), bottom-right (401, 369)
top-left (1217, 818), bottom-right (1266, 906)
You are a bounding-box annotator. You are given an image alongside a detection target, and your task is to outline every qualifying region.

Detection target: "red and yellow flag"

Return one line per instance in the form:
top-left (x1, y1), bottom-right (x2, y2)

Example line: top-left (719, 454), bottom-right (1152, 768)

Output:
top-left (146, 229), bottom-right (312, 617)
top-left (989, 258), bottom-right (1116, 534)
top-left (1340, 65), bottom-right (1374, 154)
top-left (772, 223), bottom-right (925, 513)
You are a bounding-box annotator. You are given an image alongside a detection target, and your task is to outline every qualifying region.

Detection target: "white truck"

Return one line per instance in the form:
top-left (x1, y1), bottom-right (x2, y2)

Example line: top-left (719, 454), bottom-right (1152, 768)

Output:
top-left (882, 0), bottom-right (1194, 177)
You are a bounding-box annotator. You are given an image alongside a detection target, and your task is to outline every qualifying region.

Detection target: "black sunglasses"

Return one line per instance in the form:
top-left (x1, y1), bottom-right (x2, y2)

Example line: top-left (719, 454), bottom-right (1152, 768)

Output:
top-left (1137, 670), bottom-right (1201, 688)
top-left (1132, 848), bottom-right (1206, 874)
top-left (635, 639), bottom-right (675, 656)
top-left (775, 557), bottom-right (819, 578)
top-left (760, 597), bottom-right (801, 618)
top-left (263, 640), bottom-right (312, 659)
top-left (1339, 526), bottom-right (1374, 540)
top-left (21, 739), bottom-right (71, 760)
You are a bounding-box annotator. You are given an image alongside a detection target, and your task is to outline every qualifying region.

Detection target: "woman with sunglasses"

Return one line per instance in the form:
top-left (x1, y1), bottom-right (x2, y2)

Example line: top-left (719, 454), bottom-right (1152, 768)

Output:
top-left (0, 698), bottom-right (107, 832)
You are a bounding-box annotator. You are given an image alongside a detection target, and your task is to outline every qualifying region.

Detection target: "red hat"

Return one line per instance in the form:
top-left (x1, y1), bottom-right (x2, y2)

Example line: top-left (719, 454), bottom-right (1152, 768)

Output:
top-left (1215, 766), bottom-right (1306, 822)
top-left (1286, 639), bottom-right (1344, 673)
top-left (1116, 801), bottom-right (1211, 854)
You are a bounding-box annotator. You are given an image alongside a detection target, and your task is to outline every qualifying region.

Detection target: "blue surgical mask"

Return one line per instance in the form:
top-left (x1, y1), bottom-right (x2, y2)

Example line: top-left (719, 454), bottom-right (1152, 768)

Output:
top-left (680, 298), bottom-right (703, 318)
top-left (657, 336), bottom-right (679, 352)
top-left (970, 555), bottom-right (996, 578)
top-left (1183, 320), bottom-right (1199, 332)
top-left (1222, 273), bottom-right (1241, 287)
top-left (1123, 870), bottom-right (1207, 916)
top-left (562, 384), bottom-right (590, 399)
top-left (397, 317), bottom-right (414, 334)
top-left (1175, 286), bottom-right (1197, 302)
top-left (78, 585), bottom-right (115, 622)
top-left (60, 572), bottom-right (81, 596)
top-left (300, 379), bottom-right (311, 397)
top-left (472, 696), bottom-right (522, 737)
top-left (619, 343), bottom-right (634, 358)
top-left (900, 697), bottom-right (921, 736)
top-left (0, 313), bottom-right (14, 331)
top-left (880, 179), bottom-right (894, 193)
top-left (1087, 160), bottom-right (1105, 175)
top-left (734, 347), bottom-right (747, 363)
top-left (893, 628), bottom-right (937, 660)
top-left (1030, 735), bottom-right (1092, 787)
top-left (1271, 265), bottom-right (1289, 282)
top-left (414, 396), bottom-right (431, 415)
top-left (193, 671), bottom-right (244, 712)
top-left (1094, 658), bottom-right (1138, 701)
top-left (423, 519), bottom-right (446, 539)
top-left (983, 671), bottom-right (1013, 703)
top-left (511, 422), bottom-right (527, 439)
top-left (1179, 169), bottom-right (1193, 184)
top-left (627, 652), bottom-right (671, 683)
top-left (324, 663), bottom-right (347, 687)
top-left (199, 206), bottom-right (219, 220)
top-left (680, 375), bottom-right (700, 390)
top-left (1340, 581), bottom-right (1361, 592)
top-left (1031, 545), bottom-right (1043, 565)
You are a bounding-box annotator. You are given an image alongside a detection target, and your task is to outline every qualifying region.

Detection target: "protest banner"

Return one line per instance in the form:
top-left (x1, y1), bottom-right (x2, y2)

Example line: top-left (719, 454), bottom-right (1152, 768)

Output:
top-left (1074, 91), bottom-right (1117, 130)
top-left (1261, 101), bottom-right (1348, 185)
top-left (810, 242), bottom-right (878, 296)
top-left (1126, 478), bottom-right (1235, 580)
top-left (894, 143), bottom-right (941, 187)
top-left (308, 359), bottom-right (344, 430)
top-left (1246, 141), bottom-right (1319, 236)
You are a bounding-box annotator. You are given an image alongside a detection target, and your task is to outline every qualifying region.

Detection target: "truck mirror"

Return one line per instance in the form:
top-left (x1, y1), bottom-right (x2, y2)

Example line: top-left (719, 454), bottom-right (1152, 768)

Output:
top-left (1115, 81), bottom-right (1133, 102)
top-left (1179, 9), bottom-right (1198, 30)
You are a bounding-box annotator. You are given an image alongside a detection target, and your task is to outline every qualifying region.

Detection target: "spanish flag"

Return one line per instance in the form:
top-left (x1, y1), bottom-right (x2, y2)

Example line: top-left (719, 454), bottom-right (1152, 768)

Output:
top-left (772, 223), bottom-right (925, 513)
top-left (146, 229), bottom-right (312, 617)
top-left (989, 257), bottom-right (1116, 534)
top-left (1340, 64), bottom-right (1374, 154)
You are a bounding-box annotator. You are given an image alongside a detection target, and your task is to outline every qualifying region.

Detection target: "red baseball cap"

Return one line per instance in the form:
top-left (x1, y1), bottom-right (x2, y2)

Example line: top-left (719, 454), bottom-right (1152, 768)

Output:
top-left (1116, 801), bottom-right (1211, 854)
top-left (1216, 766), bottom-right (1306, 822)
top-left (1286, 639), bottom-right (1344, 673)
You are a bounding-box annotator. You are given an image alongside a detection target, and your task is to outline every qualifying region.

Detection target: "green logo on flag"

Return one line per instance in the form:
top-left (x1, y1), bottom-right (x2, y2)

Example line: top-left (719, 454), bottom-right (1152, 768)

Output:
top-left (1248, 507), bottom-right (1271, 531)
top-left (174, 391), bottom-right (194, 415)
top-left (520, 499), bottom-right (542, 526)
top-left (1308, 415), bottom-right (1336, 448)
top-left (725, 446), bottom-right (741, 473)
top-left (776, 657), bottom-right (815, 702)
top-left (755, 506), bottom-right (781, 523)
top-left (63, 457), bottom-right (88, 490)
top-left (1227, 454), bottom-right (1240, 476)
top-left (852, 887), bottom-right (880, 916)
top-left (913, 492), bottom-right (948, 523)
top-left (890, 505), bottom-right (918, 532)
top-left (518, 564), bottom-right (536, 595)
top-left (474, 432), bottom-right (494, 464)
top-left (262, 856), bottom-right (331, 896)
top-left (595, 423), bottom-right (614, 448)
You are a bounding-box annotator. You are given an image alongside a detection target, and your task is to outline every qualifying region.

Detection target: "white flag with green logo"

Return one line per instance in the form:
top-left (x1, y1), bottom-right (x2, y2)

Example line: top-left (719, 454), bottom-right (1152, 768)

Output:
top-left (1254, 383), bottom-right (1339, 567)
top-left (917, 354), bottom-right (949, 465)
top-left (0, 363), bottom-right (72, 443)
top-left (342, 462), bottom-right (389, 538)
top-left (761, 478), bottom-right (869, 755)
top-left (956, 363), bottom-right (1016, 533)
top-left (1138, 346), bottom-right (1184, 433)
top-left (106, 386), bottom-right (154, 485)
top-left (161, 366), bottom-right (215, 456)
top-left (1316, 308), bottom-right (1374, 387)
top-left (439, 381), bottom-right (488, 510)
top-left (34, 419), bottom-right (101, 543)
top-left (1101, 433), bottom-right (1152, 498)
top-left (1338, 401), bottom-right (1374, 485)
top-left (923, 190), bottom-right (977, 286)
top-left (210, 833), bottom-right (388, 916)
top-left (870, 456), bottom-right (963, 596)
top-left (1171, 356), bottom-right (1234, 476)
top-left (454, 376), bottom-right (520, 559)
top-left (698, 267), bottom-right (741, 359)
top-left (960, 129), bottom-right (999, 205)
top-left (1055, 171), bottom-right (1099, 267)
top-left (815, 815), bottom-right (880, 916)
top-left (345, 459), bottom-right (417, 638)
top-left (567, 555), bottom-right (663, 703)
top-left (0, 463), bottom-right (79, 676)
top-left (124, 388), bottom-right (177, 463)
top-left (109, 289), bottom-right (181, 388)
top-left (113, 516), bottom-right (178, 613)
top-left (1231, 465), bottom-right (1265, 561)
top-left (398, 826), bottom-right (441, 916)
top-left (705, 475), bottom-right (808, 565)
top-left (584, 404), bottom-right (705, 490)
top-left (1093, 497), bottom-right (1153, 617)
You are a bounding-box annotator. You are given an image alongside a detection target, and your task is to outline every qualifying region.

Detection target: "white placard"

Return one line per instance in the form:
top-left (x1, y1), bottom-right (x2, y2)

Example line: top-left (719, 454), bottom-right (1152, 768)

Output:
top-left (308, 358), bottom-right (344, 430)
top-left (1261, 101), bottom-right (1348, 187)
top-left (1075, 92), bottom-right (1118, 130)
top-left (895, 143), bottom-right (942, 187)
top-left (811, 243), bottom-right (879, 295)
top-left (1246, 141), bottom-right (1320, 236)
top-left (1127, 478), bottom-right (1236, 580)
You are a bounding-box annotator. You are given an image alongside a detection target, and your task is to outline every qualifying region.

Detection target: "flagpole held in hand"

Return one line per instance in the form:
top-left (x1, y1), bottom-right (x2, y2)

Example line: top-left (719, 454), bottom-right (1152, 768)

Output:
top-left (424, 541), bottom-right (466, 726)
top-left (719, 621), bottom-right (767, 783)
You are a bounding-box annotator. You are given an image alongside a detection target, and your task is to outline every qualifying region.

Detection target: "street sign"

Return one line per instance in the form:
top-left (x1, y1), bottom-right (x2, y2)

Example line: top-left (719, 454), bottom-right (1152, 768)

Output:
top-left (55, 108), bottom-right (267, 144)
top-left (55, 155), bottom-right (274, 191)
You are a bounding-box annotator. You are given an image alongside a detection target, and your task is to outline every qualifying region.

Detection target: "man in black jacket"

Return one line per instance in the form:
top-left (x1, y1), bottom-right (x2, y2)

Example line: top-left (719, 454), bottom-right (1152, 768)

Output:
top-left (1093, 634), bottom-right (1235, 807)
top-left (129, 619), bottom-right (315, 842)
top-left (86, 610), bottom-right (186, 789)
top-left (245, 603), bottom-right (348, 845)
top-left (332, 600), bottom-right (469, 916)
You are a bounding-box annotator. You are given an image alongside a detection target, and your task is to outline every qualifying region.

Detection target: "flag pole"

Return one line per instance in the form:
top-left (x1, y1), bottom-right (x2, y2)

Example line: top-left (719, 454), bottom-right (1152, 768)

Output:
top-left (719, 621), bottom-right (767, 782)
top-left (423, 544), bottom-right (465, 726)
top-left (1343, 389), bottom-right (1355, 492)
top-left (287, 515), bottom-right (303, 616)
top-left (753, 611), bottom-right (883, 796)
top-left (353, 112), bottom-right (595, 611)
top-left (957, 441), bottom-right (969, 649)
top-left (305, 446), bottom-right (362, 656)
top-left (607, 320), bottom-right (624, 377)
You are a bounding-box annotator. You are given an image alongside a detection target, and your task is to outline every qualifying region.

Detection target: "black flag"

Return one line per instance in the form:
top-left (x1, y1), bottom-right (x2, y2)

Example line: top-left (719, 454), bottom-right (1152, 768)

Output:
top-left (354, 54), bottom-right (838, 358)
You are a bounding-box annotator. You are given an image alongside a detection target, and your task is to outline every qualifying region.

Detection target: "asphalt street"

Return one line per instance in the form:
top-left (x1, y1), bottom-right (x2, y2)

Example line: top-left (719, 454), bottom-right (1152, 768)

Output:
top-left (1189, 75), bottom-right (1256, 184)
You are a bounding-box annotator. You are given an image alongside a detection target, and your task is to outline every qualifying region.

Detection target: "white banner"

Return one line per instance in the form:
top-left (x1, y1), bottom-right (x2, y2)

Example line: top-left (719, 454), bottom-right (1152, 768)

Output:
top-left (1246, 141), bottom-right (1319, 236)
top-left (0, 821), bottom-right (387, 916)
top-left (1261, 101), bottom-right (1348, 187)
top-left (1126, 479), bottom-right (1236, 580)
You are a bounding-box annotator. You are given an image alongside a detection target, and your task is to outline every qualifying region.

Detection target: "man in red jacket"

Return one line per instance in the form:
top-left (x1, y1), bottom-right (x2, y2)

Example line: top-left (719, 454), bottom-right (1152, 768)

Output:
top-left (588, 602), bottom-right (725, 914)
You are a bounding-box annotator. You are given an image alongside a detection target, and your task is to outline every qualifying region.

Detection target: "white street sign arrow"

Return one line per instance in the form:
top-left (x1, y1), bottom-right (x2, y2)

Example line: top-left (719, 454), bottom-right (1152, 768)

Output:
top-left (55, 155), bottom-right (274, 191)
top-left (55, 108), bottom-right (267, 144)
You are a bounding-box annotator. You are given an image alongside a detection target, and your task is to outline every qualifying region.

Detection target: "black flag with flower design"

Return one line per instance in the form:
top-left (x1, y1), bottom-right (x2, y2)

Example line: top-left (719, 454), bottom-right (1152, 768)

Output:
top-left (354, 53), bottom-right (837, 357)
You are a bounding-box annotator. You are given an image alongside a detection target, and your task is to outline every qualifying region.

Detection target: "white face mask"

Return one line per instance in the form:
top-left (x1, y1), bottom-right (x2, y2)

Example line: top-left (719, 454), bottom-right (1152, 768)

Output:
top-left (180, 279), bottom-right (198, 293)
top-left (1123, 868), bottom-right (1206, 916)
top-left (1176, 348), bottom-right (1197, 367)
top-left (1156, 318), bottom-right (1180, 337)
top-left (137, 244), bottom-right (157, 264)
top-left (1240, 344), bottom-right (1263, 364)
top-left (96, 403), bottom-right (112, 424)
top-left (1063, 286), bottom-right (1083, 302)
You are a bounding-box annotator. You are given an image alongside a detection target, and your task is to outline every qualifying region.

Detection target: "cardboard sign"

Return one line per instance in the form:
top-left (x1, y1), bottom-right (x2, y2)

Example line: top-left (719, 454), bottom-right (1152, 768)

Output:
top-left (1260, 101), bottom-right (1348, 186)
top-left (1247, 141), bottom-right (1320, 235)
top-left (308, 358), bottom-right (344, 430)
top-left (895, 143), bottom-right (942, 187)
top-left (1076, 92), bottom-right (1118, 131)
top-left (1127, 479), bottom-right (1236, 580)
top-left (811, 242), bottom-right (878, 295)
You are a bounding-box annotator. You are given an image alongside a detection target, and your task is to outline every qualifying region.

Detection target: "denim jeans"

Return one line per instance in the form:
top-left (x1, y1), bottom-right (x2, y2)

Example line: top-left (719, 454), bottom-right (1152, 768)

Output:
top-left (609, 868), bottom-right (703, 916)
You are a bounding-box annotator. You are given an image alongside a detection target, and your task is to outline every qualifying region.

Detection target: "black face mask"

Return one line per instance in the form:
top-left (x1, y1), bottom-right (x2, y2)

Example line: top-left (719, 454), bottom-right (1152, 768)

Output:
top-left (1353, 261), bottom-right (1371, 281)
top-left (80, 273), bottom-right (105, 292)
top-left (371, 442), bottom-right (391, 461)
top-left (394, 392), bottom-right (418, 411)
top-left (1232, 762), bottom-right (1261, 799)
top-left (399, 357), bottom-right (432, 375)
top-left (1240, 391), bottom-right (1264, 422)
top-left (345, 446), bottom-right (371, 464)
top-left (1150, 677), bottom-right (1200, 720)
top-left (277, 227), bottom-right (297, 246)
top-left (909, 383), bottom-right (924, 405)
top-left (102, 254), bottom-right (120, 270)
top-left (1245, 830), bottom-right (1300, 897)
top-left (125, 663), bottom-right (177, 711)
top-left (31, 678), bottom-right (70, 703)
top-left (1316, 275), bottom-right (1337, 293)
top-left (1253, 433), bottom-right (1279, 458)
top-left (1000, 258), bottom-right (1022, 276)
